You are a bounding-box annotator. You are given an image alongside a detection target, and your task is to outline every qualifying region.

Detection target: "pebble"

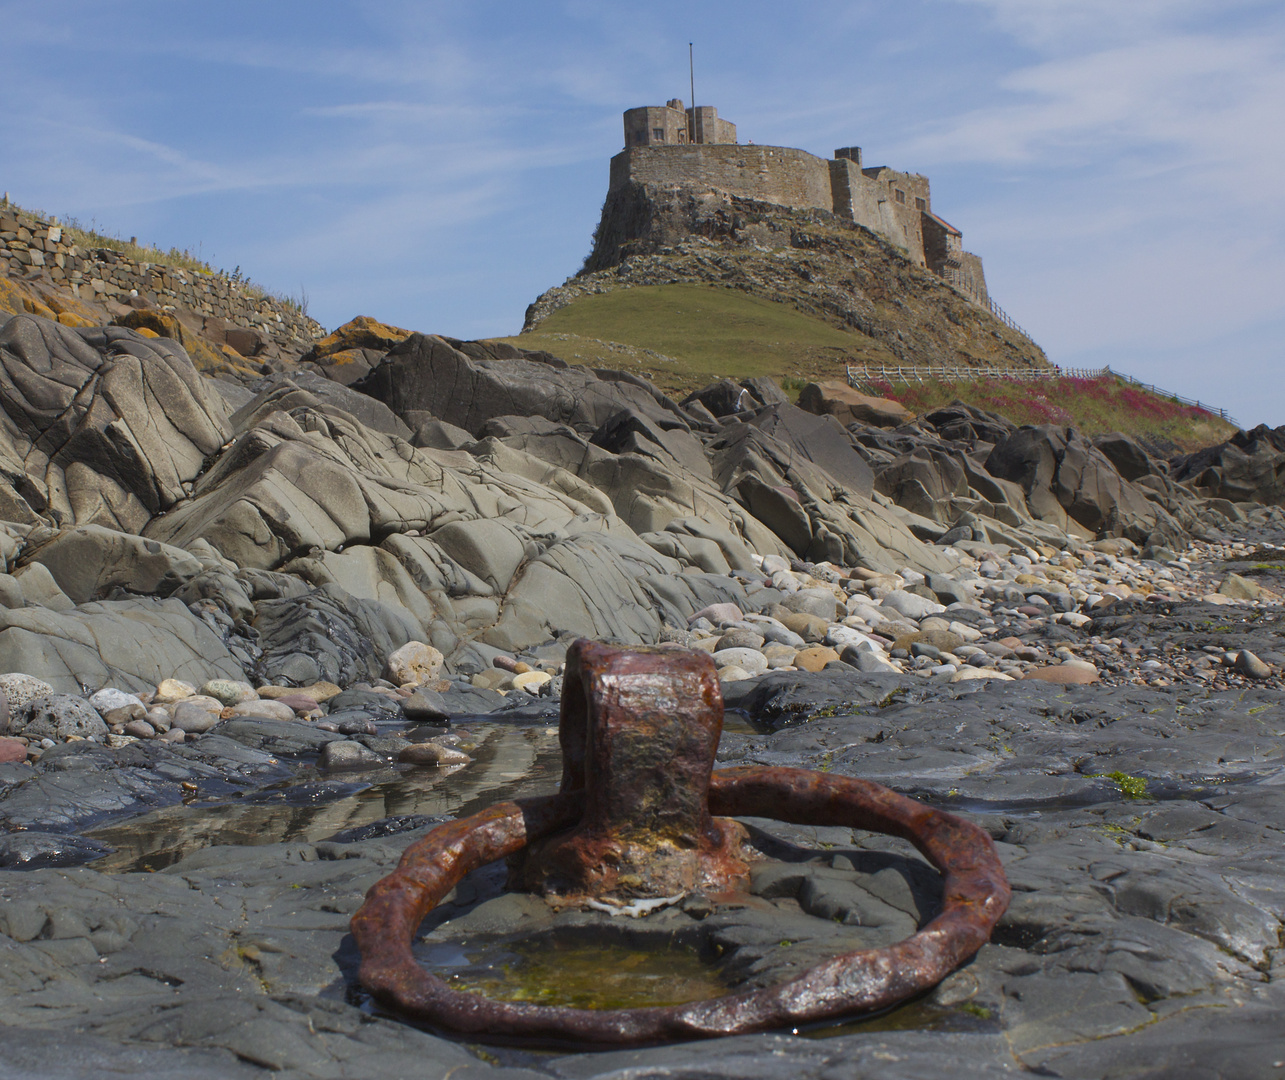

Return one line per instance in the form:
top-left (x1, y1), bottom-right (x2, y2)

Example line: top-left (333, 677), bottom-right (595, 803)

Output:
top-left (1234, 649), bottom-right (1273, 679)
top-left (152, 679), bottom-right (197, 704)
top-left (385, 641), bottom-right (445, 685)
top-left (257, 681), bottom-right (343, 703)
top-left (711, 648), bottom-right (768, 676)
top-left (169, 696), bottom-right (225, 733)
top-left (0, 674), bottom-right (55, 711)
top-left (199, 679), bottom-right (257, 706)
top-left (89, 688), bottom-right (146, 714)
top-left (273, 694), bottom-right (326, 716)
top-left (793, 646), bottom-right (840, 672)
top-left (512, 670), bottom-right (553, 694)
top-left (398, 742), bottom-right (471, 766)
top-left (716, 628), bottom-right (765, 651)
top-left (224, 699), bottom-right (296, 722)
top-left (322, 740), bottom-right (384, 770)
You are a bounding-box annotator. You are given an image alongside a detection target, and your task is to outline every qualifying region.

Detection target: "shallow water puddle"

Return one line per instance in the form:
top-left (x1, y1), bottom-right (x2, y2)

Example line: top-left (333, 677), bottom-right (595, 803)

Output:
top-left (86, 722), bottom-right (562, 872)
top-left (426, 935), bottom-right (730, 1010)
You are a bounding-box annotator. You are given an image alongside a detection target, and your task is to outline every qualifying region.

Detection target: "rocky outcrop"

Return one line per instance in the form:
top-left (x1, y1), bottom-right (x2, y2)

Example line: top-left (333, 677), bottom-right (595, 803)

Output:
top-left (0, 316), bottom-right (231, 531)
top-left (528, 186), bottom-right (1049, 371)
top-left (0, 308), bottom-right (1264, 697)
top-left (1170, 423), bottom-right (1285, 505)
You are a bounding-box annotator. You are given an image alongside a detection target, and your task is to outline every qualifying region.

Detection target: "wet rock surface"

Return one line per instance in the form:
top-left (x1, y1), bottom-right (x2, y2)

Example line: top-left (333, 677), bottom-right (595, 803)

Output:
top-left (1, 311), bottom-right (1285, 1076)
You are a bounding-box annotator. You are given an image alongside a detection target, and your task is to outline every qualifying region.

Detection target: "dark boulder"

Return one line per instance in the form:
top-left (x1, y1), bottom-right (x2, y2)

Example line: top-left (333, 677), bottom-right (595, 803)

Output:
top-left (353, 333), bottom-right (689, 436)
top-left (985, 425), bottom-right (1178, 542)
top-left (1094, 432), bottom-right (1162, 482)
top-left (681, 379), bottom-right (752, 418)
top-left (1171, 424), bottom-right (1285, 505)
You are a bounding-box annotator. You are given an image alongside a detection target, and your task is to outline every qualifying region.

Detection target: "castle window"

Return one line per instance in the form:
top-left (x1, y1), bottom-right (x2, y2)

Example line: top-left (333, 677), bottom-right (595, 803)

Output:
top-left (895, 189), bottom-right (906, 204)
top-left (635, 129), bottom-right (647, 145)
top-left (915, 196), bottom-right (926, 211)
top-left (653, 128), bottom-right (665, 142)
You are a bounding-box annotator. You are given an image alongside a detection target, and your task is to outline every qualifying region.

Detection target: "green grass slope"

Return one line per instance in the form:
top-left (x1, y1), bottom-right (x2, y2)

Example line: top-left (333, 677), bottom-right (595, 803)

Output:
top-left (494, 283), bottom-right (898, 397)
top-left (493, 283), bottom-right (1237, 452)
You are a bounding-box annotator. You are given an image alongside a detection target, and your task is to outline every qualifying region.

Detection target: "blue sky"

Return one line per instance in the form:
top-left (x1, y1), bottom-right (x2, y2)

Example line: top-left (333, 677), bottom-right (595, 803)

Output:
top-left (2, 0), bottom-right (1282, 427)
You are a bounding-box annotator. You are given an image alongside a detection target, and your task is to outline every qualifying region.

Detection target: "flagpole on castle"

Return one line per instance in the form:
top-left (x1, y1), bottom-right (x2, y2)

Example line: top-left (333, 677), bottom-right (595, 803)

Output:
top-left (688, 42), bottom-right (696, 144)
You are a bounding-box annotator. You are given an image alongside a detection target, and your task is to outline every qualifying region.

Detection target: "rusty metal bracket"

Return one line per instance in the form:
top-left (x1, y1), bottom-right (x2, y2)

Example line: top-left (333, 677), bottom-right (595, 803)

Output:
top-left (351, 641), bottom-right (1010, 1044)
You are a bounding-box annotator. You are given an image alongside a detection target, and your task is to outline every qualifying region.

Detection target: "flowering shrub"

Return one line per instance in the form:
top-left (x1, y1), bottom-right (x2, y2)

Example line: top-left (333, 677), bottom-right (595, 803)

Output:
top-left (861, 375), bottom-right (1228, 450)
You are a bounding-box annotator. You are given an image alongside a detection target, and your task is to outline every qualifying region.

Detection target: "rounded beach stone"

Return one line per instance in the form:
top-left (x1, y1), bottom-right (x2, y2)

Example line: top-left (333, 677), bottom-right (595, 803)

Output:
top-left (0, 674), bottom-right (56, 712)
top-left (950, 668), bottom-right (1014, 683)
top-left (89, 688), bottom-right (147, 715)
top-left (880, 590), bottom-right (947, 620)
top-left (273, 694), bottom-right (325, 716)
top-left (779, 612), bottom-right (829, 642)
top-left (385, 641), bottom-right (445, 686)
top-left (21, 695), bottom-right (108, 741)
top-left (711, 647), bottom-right (768, 676)
top-left (199, 679), bottom-right (258, 706)
top-left (169, 695), bottom-right (225, 733)
top-left (1234, 650), bottom-right (1272, 679)
top-left (512, 670), bottom-right (552, 694)
top-left (398, 742), bottom-right (471, 766)
top-left (716, 629), bottom-right (766, 652)
top-left (794, 646), bottom-right (840, 672)
top-left (123, 719), bottom-right (156, 739)
top-left (225, 699), bottom-right (297, 722)
top-left (716, 665), bottom-right (753, 682)
top-left (0, 737), bottom-right (26, 763)
top-left (153, 679), bottom-right (196, 704)
top-left (321, 740), bottom-right (383, 770)
top-left (102, 704), bottom-right (146, 726)
top-left (258, 681), bottom-right (342, 703)
top-left (1023, 663), bottom-right (1100, 685)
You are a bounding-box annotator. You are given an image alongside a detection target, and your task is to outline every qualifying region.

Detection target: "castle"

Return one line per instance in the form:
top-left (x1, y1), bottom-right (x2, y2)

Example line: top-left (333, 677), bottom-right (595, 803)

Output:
top-left (612, 102), bottom-right (988, 303)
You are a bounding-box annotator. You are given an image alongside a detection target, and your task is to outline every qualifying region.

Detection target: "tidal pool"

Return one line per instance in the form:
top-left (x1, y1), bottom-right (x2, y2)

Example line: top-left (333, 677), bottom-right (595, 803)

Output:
top-left (86, 722), bottom-right (562, 872)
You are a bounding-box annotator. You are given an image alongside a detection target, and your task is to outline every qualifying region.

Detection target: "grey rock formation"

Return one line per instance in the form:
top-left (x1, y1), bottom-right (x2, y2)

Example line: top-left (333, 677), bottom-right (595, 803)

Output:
top-left (0, 316), bottom-right (230, 531)
top-left (1171, 423), bottom-right (1285, 505)
top-left (0, 597), bottom-right (245, 694)
top-left (354, 332), bottom-right (690, 435)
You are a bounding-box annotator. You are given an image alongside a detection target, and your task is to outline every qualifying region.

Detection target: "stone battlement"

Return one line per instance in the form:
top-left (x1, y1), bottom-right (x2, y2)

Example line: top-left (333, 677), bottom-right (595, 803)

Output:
top-left (612, 104), bottom-right (988, 303)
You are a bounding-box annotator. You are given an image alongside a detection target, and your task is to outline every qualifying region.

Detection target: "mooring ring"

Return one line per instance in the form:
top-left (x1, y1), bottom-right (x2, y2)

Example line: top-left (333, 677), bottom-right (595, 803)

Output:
top-left (350, 765), bottom-right (1010, 1045)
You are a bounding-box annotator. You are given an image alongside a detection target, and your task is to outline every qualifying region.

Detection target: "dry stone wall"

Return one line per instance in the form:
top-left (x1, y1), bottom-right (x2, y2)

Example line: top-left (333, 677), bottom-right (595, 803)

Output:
top-left (0, 203), bottom-right (324, 354)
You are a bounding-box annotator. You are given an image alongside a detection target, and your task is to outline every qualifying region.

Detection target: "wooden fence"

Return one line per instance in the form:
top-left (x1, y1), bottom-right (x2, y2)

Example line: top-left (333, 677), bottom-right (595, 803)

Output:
top-left (845, 363), bottom-right (1240, 428)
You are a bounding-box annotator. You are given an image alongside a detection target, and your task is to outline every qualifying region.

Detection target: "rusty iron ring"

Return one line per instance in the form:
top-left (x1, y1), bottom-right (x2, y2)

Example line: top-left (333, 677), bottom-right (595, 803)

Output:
top-left (350, 765), bottom-right (1011, 1045)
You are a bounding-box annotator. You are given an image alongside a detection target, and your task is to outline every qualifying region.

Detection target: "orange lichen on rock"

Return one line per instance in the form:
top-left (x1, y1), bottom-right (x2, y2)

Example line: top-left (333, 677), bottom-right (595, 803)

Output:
top-left (309, 315), bottom-right (412, 360)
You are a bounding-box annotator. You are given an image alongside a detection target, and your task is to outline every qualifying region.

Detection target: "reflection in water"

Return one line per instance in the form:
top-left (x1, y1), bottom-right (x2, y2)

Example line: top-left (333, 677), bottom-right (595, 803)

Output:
top-left (87, 724), bottom-right (562, 873)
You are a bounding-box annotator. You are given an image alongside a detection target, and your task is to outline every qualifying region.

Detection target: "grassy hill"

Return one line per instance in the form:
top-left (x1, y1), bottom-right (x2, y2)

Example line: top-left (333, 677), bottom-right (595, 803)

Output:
top-left (492, 282), bottom-right (1237, 453)
top-left (494, 283), bottom-right (899, 397)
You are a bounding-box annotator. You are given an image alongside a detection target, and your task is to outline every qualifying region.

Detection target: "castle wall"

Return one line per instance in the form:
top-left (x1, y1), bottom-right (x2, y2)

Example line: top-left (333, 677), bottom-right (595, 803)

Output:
top-left (609, 114), bottom-right (988, 299)
top-left (611, 145), bottom-right (835, 214)
top-left (828, 158), bottom-right (888, 244)
top-left (957, 251), bottom-right (988, 303)
top-left (861, 167), bottom-right (930, 266)
top-left (0, 204), bottom-right (324, 352)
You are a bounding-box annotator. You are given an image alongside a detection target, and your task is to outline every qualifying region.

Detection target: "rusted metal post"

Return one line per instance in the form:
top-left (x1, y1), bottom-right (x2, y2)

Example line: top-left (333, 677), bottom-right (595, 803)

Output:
top-left (350, 640), bottom-right (1011, 1044)
top-left (510, 640), bottom-right (751, 902)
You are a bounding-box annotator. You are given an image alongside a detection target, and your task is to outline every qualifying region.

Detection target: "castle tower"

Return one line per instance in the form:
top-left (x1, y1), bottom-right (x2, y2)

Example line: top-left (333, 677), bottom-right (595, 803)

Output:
top-left (622, 101), bottom-right (736, 148)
